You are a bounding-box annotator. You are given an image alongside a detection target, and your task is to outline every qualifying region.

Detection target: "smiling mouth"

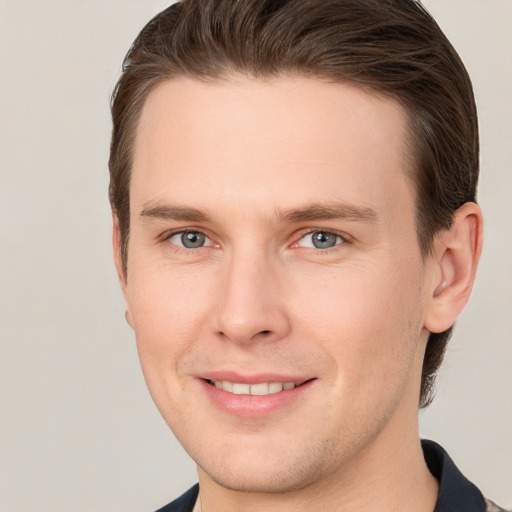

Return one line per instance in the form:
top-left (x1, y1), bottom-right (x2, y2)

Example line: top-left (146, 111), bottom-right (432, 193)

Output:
top-left (205, 379), bottom-right (310, 396)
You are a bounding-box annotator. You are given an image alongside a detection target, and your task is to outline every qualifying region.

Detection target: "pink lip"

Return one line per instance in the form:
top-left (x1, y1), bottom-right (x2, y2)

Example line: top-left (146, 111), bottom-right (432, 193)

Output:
top-left (198, 375), bottom-right (316, 418)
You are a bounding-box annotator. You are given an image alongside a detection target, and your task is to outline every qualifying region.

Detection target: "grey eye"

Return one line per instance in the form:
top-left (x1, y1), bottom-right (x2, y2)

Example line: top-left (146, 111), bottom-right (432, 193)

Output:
top-left (311, 231), bottom-right (338, 249)
top-left (168, 230), bottom-right (210, 249)
top-left (297, 231), bottom-right (343, 249)
top-left (181, 231), bottom-right (206, 248)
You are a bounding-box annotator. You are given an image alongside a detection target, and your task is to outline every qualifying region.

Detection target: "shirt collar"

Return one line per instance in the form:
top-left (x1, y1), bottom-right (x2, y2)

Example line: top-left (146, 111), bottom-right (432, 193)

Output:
top-left (422, 439), bottom-right (487, 512)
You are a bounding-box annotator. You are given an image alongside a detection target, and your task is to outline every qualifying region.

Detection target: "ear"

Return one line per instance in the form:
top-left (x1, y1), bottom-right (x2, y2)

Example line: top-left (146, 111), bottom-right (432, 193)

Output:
top-left (424, 202), bottom-right (483, 333)
top-left (112, 211), bottom-right (134, 329)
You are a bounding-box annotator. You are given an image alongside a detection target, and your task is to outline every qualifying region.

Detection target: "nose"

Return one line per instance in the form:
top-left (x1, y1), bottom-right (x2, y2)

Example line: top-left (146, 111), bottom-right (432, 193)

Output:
top-left (215, 250), bottom-right (291, 345)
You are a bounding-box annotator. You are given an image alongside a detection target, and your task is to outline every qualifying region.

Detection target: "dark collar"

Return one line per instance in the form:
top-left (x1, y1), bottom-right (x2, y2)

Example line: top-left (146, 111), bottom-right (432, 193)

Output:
top-left (155, 483), bottom-right (199, 512)
top-left (422, 439), bottom-right (487, 512)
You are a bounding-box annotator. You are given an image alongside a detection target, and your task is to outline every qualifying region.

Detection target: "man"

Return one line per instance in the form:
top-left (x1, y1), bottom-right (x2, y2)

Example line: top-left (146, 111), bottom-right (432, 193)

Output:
top-left (109, 1), bottom-right (508, 511)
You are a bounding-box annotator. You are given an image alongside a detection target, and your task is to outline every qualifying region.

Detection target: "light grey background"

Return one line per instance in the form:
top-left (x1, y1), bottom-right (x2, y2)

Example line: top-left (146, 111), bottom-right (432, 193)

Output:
top-left (0, 1), bottom-right (510, 511)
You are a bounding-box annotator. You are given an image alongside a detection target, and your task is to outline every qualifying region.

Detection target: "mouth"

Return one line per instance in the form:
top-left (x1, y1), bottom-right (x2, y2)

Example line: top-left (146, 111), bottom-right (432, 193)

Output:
top-left (204, 379), bottom-right (308, 396)
top-left (200, 376), bottom-right (316, 417)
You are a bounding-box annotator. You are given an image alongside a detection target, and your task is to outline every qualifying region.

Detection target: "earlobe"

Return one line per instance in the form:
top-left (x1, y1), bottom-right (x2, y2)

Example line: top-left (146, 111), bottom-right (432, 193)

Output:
top-left (424, 202), bottom-right (483, 334)
top-left (125, 309), bottom-right (134, 329)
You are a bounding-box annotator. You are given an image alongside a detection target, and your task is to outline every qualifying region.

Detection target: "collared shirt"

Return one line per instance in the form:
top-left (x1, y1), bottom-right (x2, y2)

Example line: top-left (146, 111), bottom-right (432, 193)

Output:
top-left (422, 440), bottom-right (508, 512)
top-left (155, 440), bottom-right (509, 512)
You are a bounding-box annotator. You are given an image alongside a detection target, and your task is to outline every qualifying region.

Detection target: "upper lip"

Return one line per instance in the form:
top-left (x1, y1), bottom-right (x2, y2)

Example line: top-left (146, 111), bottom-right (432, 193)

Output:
top-left (200, 371), bottom-right (313, 385)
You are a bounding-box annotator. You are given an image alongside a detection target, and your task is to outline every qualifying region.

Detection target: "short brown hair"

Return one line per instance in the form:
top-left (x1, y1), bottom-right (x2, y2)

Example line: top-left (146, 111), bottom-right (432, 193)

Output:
top-left (109, 0), bottom-right (479, 407)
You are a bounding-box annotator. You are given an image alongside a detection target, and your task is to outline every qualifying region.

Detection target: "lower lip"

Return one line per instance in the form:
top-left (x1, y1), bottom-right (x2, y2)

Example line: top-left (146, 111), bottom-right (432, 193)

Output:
top-left (199, 379), bottom-right (316, 417)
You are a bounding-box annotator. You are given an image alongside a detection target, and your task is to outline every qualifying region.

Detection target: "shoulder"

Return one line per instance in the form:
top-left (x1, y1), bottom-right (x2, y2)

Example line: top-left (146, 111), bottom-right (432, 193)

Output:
top-left (154, 484), bottom-right (199, 512)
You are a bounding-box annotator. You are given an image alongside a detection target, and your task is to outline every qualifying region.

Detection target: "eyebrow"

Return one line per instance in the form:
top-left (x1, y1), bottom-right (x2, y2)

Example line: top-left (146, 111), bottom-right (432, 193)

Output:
top-left (139, 200), bottom-right (379, 224)
top-left (277, 203), bottom-right (380, 224)
top-left (139, 202), bottom-right (210, 223)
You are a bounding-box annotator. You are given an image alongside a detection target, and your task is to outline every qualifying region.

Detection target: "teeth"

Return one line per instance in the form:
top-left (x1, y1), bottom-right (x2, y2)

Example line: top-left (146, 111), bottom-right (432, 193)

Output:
top-left (250, 383), bottom-right (269, 395)
top-left (268, 382), bottom-right (283, 394)
top-left (232, 383), bottom-right (251, 395)
top-left (212, 380), bottom-right (302, 395)
top-left (222, 381), bottom-right (233, 392)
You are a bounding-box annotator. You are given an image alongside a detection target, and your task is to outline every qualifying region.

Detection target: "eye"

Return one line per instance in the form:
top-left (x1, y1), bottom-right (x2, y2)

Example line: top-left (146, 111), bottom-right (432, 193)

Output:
top-left (297, 231), bottom-right (344, 249)
top-left (167, 230), bottom-right (212, 249)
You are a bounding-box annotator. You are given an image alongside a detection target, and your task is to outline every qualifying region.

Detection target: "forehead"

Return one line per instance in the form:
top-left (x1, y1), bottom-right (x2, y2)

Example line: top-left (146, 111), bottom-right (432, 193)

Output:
top-left (131, 75), bottom-right (414, 223)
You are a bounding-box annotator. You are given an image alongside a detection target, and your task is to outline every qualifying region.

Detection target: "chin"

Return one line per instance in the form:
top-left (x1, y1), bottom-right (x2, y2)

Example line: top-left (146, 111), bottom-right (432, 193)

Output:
top-left (200, 463), bottom-right (319, 494)
top-left (192, 435), bottom-right (343, 494)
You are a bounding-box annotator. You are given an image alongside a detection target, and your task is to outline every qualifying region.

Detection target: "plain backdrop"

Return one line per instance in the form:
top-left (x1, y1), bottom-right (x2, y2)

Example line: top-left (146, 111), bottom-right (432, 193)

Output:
top-left (0, 1), bottom-right (510, 511)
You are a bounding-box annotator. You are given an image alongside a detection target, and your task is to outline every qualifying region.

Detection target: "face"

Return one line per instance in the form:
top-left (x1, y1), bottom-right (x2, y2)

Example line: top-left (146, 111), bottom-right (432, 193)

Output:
top-left (118, 76), bottom-right (434, 493)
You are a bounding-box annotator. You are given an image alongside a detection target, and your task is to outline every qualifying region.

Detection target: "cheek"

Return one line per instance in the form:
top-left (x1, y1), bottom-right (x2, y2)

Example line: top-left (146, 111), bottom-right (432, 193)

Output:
top-left (293, 260), bottom-right (424, 386)
top-left (125, 266), bottom-right (220, 425)
top-left (126, 265), bottom-right (216, 373)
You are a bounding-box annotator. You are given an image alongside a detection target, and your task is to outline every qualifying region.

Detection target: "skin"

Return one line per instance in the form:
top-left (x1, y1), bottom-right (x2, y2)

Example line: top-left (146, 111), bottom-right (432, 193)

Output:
top-left (114, 75), bottom-right (482, 512)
